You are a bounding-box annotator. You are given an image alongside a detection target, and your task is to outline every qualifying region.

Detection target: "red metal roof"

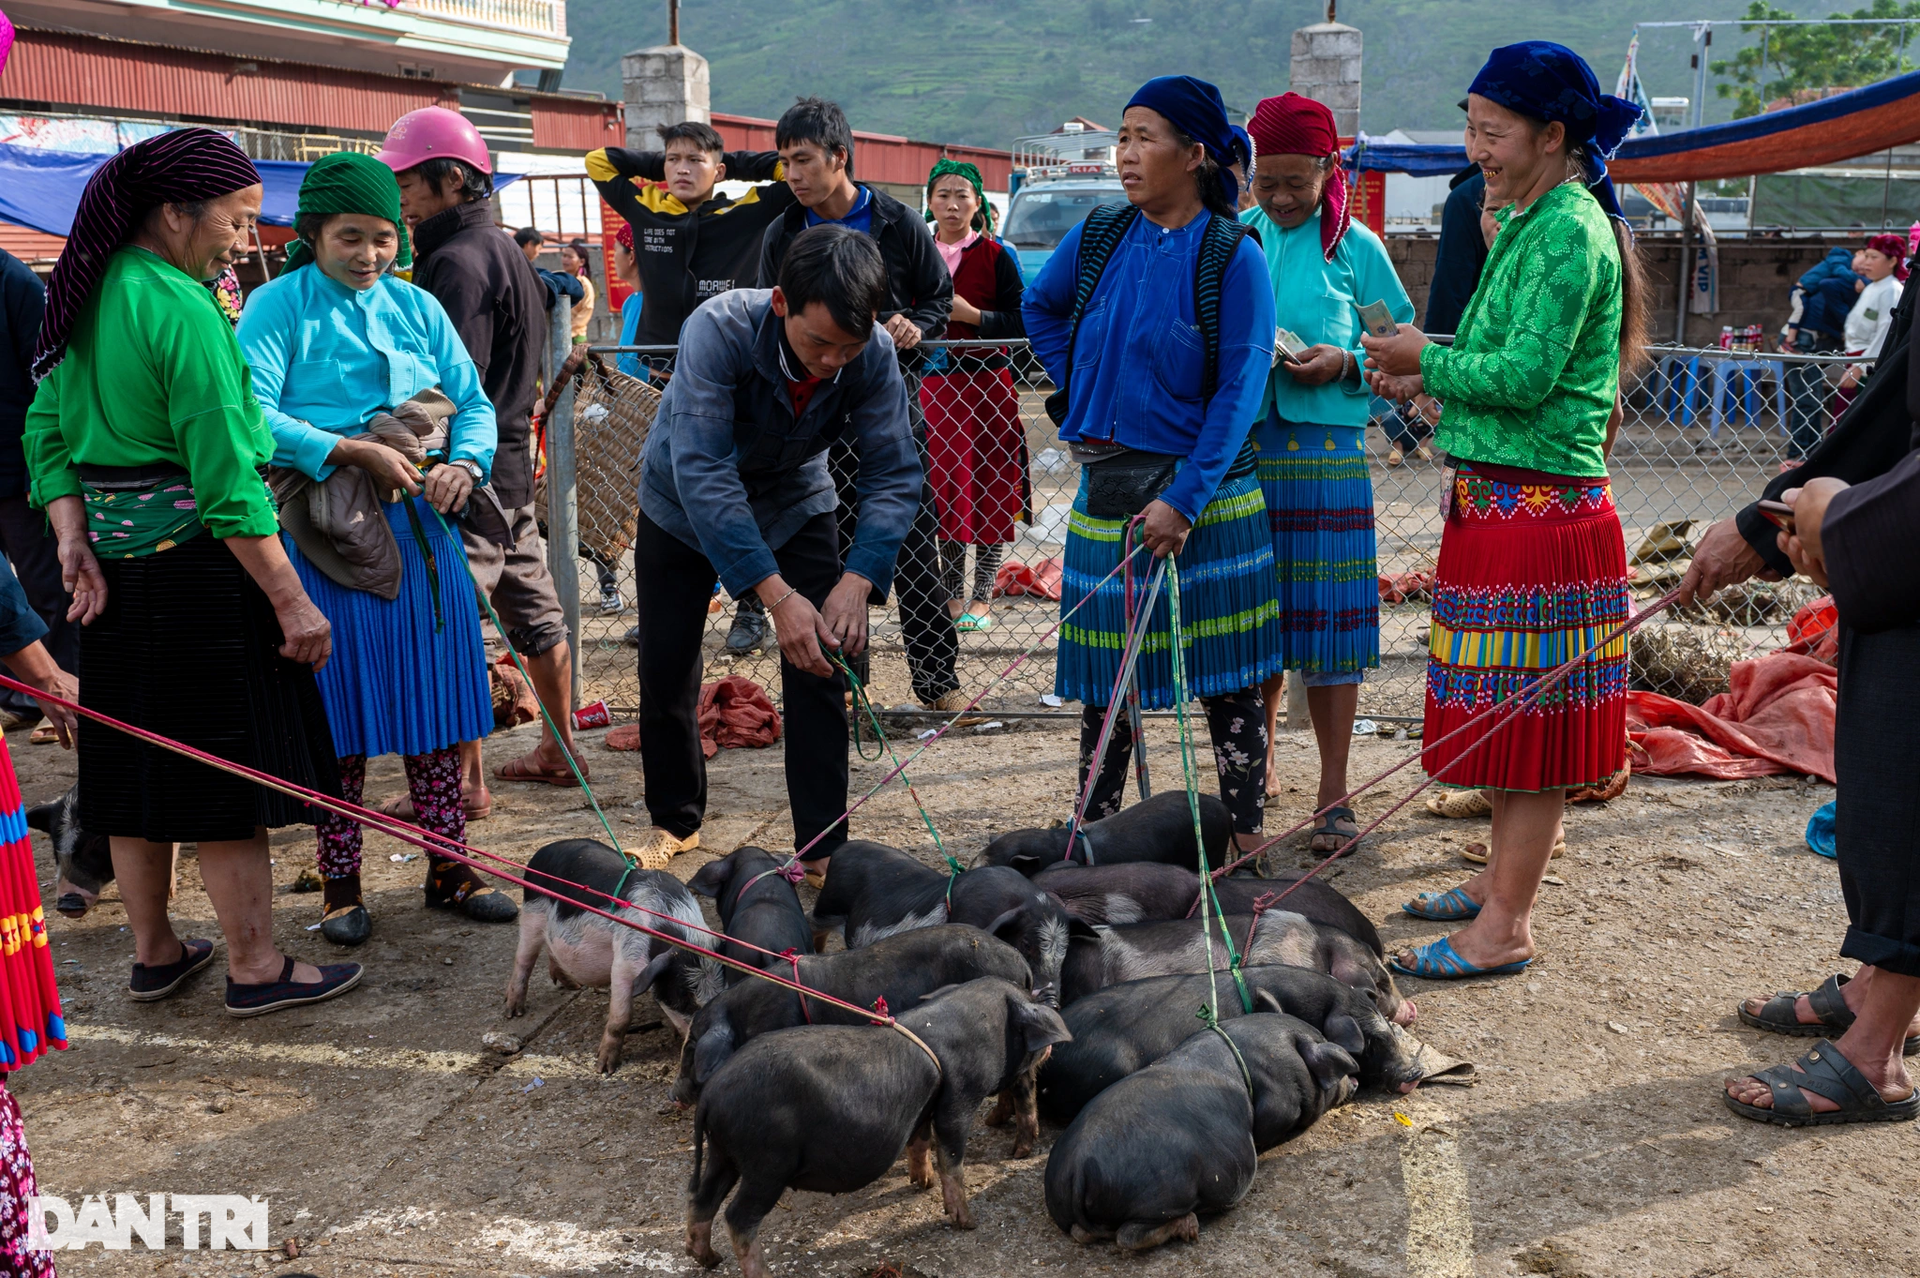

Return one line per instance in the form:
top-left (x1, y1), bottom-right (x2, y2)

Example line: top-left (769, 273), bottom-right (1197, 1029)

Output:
top-left (713, 112), bottom-right (1015, 191)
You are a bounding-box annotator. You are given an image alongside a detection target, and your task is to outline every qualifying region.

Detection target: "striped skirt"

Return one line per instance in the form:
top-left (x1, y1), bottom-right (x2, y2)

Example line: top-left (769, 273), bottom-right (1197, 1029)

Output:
top-left (1254, 412), bottom-right (1379, 675)
top-left (1422, 463), bottom-right (1629, 792)
top-left (1056, 468), bottom-right (1282, 709)
top-left (286, 496), bottom-right (494, 760)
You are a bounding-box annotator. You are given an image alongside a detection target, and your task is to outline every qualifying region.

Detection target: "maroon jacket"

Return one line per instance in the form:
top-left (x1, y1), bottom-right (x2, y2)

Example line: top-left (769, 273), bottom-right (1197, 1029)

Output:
top-left (937, 233), bottom-right (1024, 372)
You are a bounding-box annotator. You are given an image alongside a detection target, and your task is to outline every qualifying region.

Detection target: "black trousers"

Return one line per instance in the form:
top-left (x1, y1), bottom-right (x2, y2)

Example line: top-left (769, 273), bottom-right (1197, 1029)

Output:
top-left (828, 383), bottom-right (958, 704)
top-left (1078, 689), bottom-right (1268, 835)
top-left (0, 495), bottom-right (79, 715)
top-left (633, 509), bottom-right (851, 861)
top-left (1835, 620), bottom-right (1920, 977)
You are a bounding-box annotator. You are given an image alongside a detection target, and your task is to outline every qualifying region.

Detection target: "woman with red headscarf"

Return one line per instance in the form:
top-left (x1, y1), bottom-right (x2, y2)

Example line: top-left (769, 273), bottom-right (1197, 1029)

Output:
top-left (1832, 233), bottom-right (1907, 417)
top-left (1241, 92), bottom-right (1413, 854)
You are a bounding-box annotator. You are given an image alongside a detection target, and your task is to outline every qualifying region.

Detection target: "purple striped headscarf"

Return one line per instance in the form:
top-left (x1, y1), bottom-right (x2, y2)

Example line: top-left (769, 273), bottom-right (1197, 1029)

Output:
top-left (32, 127), bottom-right (261, 381)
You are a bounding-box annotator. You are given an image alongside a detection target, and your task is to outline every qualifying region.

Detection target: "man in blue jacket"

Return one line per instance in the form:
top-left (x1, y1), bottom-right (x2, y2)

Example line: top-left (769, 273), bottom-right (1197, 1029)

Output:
top-left (631, 225), bottom-right (921, 877)
top-left (1783, 246), bottom-right (1863, 459)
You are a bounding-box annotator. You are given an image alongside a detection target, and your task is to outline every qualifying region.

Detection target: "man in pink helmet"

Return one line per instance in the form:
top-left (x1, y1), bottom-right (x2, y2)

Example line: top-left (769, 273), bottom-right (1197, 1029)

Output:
top-left (375, 105), bottom-right (583, 829)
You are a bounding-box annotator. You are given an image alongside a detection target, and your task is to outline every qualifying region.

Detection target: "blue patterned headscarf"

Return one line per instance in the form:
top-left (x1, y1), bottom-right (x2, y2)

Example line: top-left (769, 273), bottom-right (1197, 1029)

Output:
top-left (1124, 75), bottom-right (1251, 209)
top-left (1468, 41), bottom-right (1643, 224)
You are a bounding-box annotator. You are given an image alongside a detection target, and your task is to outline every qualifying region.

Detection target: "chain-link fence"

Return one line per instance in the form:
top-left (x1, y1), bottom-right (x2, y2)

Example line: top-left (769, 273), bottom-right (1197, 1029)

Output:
top-left (546, 339), bottom-right (1860, 724)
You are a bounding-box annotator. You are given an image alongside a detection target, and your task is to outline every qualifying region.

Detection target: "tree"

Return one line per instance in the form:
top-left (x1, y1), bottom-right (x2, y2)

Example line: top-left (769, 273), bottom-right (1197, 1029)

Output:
top-left (1711, 0), bottom-right (1920, 118)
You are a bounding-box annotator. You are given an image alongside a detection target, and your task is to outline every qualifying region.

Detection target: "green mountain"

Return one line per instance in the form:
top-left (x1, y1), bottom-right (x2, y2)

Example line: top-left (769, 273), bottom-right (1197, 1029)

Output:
top-left (561, 0), bottom-right (1761, 149)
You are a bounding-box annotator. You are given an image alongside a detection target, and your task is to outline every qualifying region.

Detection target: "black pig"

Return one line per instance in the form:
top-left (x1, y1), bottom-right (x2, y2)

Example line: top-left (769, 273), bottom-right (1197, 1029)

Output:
top-left (1044, 1012), bottom-right (1356, 1250)
top-left (27, 786), bottom-right (116, 918)
top-left (976, 790), bottom-right (1233, 875)
top-left (687, 978), bottom-right (1071, 1277)
top-left (1039, 964), bottom-right (1431, 1122)
top-left (1032, 861), bottom-right (1382, 955)
top-left (688, 846), bottom-right (812, 983)
top-left (811, 840), bottom-right (1093, 1005)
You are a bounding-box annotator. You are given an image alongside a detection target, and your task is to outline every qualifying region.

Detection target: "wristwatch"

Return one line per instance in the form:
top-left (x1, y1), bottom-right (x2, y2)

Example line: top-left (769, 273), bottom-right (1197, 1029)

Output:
top-left (451, 458), bottom-right (483, 483)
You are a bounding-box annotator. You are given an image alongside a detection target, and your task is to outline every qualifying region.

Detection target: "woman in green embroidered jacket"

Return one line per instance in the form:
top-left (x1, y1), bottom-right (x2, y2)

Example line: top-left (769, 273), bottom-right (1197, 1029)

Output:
top-left (25, 128), bottom-right (359, 1018)
top-left (1362, 42), bottom-right (1650, 982)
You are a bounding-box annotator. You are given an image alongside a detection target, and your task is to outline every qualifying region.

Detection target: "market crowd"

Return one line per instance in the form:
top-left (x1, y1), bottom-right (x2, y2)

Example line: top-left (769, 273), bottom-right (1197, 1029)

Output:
top-left (1, 36), bottom-right (1917, 1245)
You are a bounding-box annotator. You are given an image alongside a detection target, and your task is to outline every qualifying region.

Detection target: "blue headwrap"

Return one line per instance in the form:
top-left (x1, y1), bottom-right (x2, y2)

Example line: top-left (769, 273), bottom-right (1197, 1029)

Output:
top-left (1124, 75), bottom-right (1251, 209)
top-left (1467, 41), bottom-right (1643, 225)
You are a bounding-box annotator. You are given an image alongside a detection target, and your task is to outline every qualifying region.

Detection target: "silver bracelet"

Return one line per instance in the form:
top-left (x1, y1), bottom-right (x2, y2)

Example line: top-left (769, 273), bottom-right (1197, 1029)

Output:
top-left (762, 585), bottom-right (799, 612)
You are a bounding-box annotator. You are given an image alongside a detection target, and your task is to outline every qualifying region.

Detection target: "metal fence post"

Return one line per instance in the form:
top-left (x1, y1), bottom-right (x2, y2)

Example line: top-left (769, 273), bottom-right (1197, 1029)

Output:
top-left (547, 299), bottom-right (583, 705)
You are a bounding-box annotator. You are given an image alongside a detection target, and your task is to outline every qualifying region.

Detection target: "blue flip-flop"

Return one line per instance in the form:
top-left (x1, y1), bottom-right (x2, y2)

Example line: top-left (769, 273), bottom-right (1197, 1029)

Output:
top-left (1389, 936), bottom-right (1532, 980)
top-left (1402, 887), bottom-right (1481, 922)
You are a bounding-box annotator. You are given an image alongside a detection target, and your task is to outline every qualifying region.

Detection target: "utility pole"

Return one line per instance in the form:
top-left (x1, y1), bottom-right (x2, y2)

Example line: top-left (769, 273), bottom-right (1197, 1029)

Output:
top-left (1675, 22), bottom-right (1710, 346)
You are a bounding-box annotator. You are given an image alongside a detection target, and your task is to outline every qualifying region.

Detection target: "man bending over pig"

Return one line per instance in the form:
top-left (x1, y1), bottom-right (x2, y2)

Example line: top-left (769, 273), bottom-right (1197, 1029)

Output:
top-left (631, 224), bottom-right (921, 880)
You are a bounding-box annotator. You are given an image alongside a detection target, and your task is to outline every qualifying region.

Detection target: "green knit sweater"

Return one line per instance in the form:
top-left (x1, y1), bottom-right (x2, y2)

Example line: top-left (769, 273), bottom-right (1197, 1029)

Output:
top-left (1420, 181), bottom-right (1623, 480)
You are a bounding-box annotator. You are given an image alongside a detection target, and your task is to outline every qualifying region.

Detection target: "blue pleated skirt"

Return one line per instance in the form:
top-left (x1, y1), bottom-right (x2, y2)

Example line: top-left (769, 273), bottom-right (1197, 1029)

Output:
top-left (1056, 468), bottom-right (1282, 709)
top-left (285, 496), bottom-right (494, 760)
top-left (1253, 412), bottom-right (1380, 676)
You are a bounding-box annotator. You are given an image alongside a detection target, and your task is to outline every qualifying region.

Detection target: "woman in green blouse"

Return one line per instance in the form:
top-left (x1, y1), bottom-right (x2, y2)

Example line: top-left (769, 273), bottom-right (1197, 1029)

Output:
top-left (26, 129), bottom-right (359, 1017)
top-left (1362, 43), bottom-right (1649, 981)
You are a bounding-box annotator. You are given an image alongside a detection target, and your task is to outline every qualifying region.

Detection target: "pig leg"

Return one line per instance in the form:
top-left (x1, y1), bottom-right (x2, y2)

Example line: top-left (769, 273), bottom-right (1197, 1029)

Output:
top-left (932, 1144), bottom-right (973, 1230)
top-left (506, 912), bottom-right (546, 1017)
top-left (811, 926), bottom-right (832, 954)
top-left (1070, 1223), bottom-right (1115, 1245)
top-left (722, 1176), bottom-right (786, 1278)
top-left (685, 1132), bottom-right (736, 1269)
top-left (905, 1120), bottom-right (934, 1190)
top-left (1009, 1066), bottom-right (1041, 1158)
top-left (1115, 1213), bottom-right (1199, 1251)
top-left (597, 950), bottom-right (642, 1074)
top-left (983, 1090), bottom-right (1015, 1128)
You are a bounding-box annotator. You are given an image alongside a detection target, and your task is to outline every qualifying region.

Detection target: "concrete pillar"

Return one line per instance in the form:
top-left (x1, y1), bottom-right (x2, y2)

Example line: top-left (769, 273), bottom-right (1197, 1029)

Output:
top-left (621, 44), bottom-right (709, 149)
top-left (1290, 21), bottom-right (1363, 138)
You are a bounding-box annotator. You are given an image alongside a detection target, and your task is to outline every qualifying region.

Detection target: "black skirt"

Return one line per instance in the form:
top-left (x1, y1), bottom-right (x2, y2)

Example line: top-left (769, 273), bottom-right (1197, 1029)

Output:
top-left (78, 534), bottom-right (340, 843)
top-left (1835, 619), bottom-right (1920, 978)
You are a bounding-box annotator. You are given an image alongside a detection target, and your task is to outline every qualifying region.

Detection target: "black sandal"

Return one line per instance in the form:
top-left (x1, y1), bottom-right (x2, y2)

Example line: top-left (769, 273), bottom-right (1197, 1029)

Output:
top-left (1724, 1039), bottom-right (1920, 1127)
top-left (1306, 806), bottom-right (1360, 855)
top-left (1739, 974), bottom-right (1920, 1056)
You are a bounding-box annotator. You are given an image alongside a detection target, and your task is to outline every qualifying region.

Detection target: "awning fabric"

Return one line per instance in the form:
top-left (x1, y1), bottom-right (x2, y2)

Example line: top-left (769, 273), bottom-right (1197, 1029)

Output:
top-left (0, 143), bottom-right (519, 237)
top-left (1344, 69), bottom-right (1920, 184)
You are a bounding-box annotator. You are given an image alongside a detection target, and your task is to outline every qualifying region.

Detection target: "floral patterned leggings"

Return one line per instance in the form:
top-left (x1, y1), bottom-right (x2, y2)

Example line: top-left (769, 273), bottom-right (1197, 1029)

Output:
top-left (315, 747), bottom-right (465, 878)
top-left (1078, 689), bottom-right (1268, 835)
top-left (0, 1078), bottom-right (55, 1277)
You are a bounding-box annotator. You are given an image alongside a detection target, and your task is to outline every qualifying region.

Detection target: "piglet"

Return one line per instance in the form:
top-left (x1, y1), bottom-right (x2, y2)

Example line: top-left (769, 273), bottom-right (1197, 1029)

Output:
top-left (507, 838), bottom-right (724, 1073)
top-left (27, 786), bottom-right (119, 918)
top-left (688, 846), bottom-right (812, 983)
top-left (1031, 860), bottom-right (1383, 955)
top-left (1044, 1011), bottom-right (1356, 1250)
top-left (976, 790), bottom-right (1234, 875)
top-left (687, 978), bottom-right (1071, 1277)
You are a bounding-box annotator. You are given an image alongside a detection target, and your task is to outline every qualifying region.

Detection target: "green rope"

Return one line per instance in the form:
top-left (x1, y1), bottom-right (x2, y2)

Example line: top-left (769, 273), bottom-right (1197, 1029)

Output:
top-left (832, 651), bottom-right (952, 866)
top-left (1166, 558), bottom-right (1252, 1018)
top-left (421, 501), bottom-right (625, 856)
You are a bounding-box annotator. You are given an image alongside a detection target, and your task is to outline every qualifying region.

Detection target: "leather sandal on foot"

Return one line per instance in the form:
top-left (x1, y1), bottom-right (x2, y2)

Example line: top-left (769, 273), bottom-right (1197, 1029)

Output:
top-left (1723, 1039), bottom-right (1920, 1127)
top-left (377, 791), bottom-right (492, 823)
top-left (1739, 974), bottom-right (1920, 1056)
top-left (225, 957), bottom-right (363, 1018)
top-left (128, 937), bottom-right (216, 1002)
top-left (494, 751), bottom-right (589, 787)
top-left (1459, 838), bottom-right (1565, 865)
top-left (1306, 806), bottom-right (1361, 855)
top-left (634, 827), bottom-right (700, 871)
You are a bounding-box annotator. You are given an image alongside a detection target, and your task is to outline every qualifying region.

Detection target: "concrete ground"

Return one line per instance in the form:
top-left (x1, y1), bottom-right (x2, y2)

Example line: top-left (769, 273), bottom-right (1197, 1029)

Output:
top-left (10, 708), bottom-right (1914, 1278)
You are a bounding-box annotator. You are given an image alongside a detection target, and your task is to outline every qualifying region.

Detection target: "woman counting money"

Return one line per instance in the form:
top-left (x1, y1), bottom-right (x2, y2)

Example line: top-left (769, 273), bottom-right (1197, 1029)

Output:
top-left (1362, 41), bottom-right (1649, 979)
top-left (1241, 92), bottom-right (1413, 854)
top-left (1024, 75), bottom-right (1281, 853)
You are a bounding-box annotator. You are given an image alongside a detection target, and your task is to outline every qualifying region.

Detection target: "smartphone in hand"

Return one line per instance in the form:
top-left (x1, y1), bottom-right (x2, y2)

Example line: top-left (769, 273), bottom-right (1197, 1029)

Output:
top-left (1355, 300), bottom-right (1399, 339)
top-left (1756, 498), bottom-right (1796, 533)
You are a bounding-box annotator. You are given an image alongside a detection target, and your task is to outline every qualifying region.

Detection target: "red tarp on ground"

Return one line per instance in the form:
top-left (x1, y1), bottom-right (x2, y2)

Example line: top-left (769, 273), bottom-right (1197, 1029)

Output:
top-left (1628, 652), bottom-right (1838, 782)
top-left (996, 556), bottom-right (1063, 601)
top-left (605, 675), bottom-right (781, 758)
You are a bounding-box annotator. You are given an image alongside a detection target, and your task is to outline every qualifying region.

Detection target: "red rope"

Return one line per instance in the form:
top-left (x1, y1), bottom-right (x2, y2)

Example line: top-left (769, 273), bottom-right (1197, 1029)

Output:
top-left (0, 673), bottom-right (891, 1025)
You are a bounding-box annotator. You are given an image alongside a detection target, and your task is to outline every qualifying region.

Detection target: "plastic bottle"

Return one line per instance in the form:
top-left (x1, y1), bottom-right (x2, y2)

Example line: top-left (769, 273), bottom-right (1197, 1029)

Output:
top-left (1720, 325), bottom-right (1734, 350)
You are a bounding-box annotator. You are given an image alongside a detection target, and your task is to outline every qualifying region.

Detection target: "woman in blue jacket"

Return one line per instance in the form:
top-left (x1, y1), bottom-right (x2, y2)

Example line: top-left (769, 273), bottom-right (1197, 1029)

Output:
top-left (1025, 76), bottom-right (1281, 854)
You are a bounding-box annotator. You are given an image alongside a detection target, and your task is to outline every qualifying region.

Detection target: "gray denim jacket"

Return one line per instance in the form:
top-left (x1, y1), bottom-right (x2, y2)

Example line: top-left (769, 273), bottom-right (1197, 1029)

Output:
top-left (639, 289), bottom-right (921, 597)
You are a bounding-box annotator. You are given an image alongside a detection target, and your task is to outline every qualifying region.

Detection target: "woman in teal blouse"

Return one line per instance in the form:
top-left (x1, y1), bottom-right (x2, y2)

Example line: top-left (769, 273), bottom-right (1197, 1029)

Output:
top-left (1242, 93), bottom-right (1413, 855)
top-left (238, 152), bottom-right (508, 945)
top-left (1363, 42), bottom-right (1649, 981)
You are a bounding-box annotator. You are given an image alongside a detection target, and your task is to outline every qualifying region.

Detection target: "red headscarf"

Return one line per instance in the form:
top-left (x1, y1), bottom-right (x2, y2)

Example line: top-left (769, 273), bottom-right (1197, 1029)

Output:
top-left (615, 221), bottom-right (634, 252)
top-left (1247, 92), bottom-right (1350, 262)
top-left (1866, 232), bottom-right (1909, 282)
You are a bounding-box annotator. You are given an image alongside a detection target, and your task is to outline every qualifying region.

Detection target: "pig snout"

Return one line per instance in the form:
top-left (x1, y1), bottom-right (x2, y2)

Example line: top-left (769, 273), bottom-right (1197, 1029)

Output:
top-left (1393, 997), bottom-right (1418, 1026)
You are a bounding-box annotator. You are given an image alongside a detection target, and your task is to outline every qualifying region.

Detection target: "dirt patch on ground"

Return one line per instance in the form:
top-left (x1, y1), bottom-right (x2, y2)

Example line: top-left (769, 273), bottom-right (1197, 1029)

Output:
top-left (10, 712), bottom-right (1916, 1277)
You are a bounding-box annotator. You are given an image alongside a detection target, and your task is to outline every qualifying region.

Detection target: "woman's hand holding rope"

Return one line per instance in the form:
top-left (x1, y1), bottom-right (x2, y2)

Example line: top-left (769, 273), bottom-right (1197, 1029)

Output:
top-left (422, 462), bottom-right (473, 515)
top-left (1139, 499), bottom-right (1192, 558)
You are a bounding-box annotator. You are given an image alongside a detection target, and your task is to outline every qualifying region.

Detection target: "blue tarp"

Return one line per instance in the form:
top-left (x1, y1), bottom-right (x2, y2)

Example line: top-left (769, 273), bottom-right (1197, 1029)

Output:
top-left (0, 143), bottom-right (520, 237)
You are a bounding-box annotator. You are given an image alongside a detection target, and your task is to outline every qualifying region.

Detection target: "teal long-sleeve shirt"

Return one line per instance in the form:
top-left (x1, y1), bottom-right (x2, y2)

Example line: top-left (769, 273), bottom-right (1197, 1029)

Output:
top-left (236, 266), bottom-right (496, 483)
top-left (1240, 204), bottom-right (1413, 428)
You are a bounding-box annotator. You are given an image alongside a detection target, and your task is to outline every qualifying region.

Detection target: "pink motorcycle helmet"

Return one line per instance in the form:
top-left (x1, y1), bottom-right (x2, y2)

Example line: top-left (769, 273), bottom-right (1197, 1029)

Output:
top-left (376, 106), bottom-right (493, 177)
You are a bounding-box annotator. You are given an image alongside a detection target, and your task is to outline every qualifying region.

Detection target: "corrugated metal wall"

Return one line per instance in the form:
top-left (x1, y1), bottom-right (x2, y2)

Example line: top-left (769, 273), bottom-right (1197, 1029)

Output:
top-left (531, 99), bottom-right (623, 152)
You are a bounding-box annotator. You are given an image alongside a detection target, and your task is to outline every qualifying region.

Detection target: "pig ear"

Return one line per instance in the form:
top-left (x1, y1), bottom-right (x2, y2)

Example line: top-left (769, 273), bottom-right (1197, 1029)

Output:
top-left (1322, 1014), bottom-right (1367, 1057)
top-left (693, 1017), bottom-right (735, 1084)
top-left (985, 906), bottom-right (1025, 942)
top-left (1066, 917), bottom-right (1100, 940)
top-left (917, 983), bottom-right (964, 1004)
top-left (1010, 854), bottom-right (1041, 875)
top-left (1254, 990), bottom-right (1283, 1015)
top-left (635, 951), bottom-right (677, 994)
top-left (23, 803), bottom-right (53, 834)
top-left (1009, 994), bottom-right (1073, 1052)
top-left (1300, 1038), bottom-right (1359, 1093)
top-left (687, 857), bottom-right (732, 898)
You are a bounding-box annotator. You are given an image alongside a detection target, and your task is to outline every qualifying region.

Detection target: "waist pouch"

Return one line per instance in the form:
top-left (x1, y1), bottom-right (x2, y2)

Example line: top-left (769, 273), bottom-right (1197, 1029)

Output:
top-left (77, 464), bottom-right (208, 559)
top-left (1081, 441), bottom-right (1257, 520)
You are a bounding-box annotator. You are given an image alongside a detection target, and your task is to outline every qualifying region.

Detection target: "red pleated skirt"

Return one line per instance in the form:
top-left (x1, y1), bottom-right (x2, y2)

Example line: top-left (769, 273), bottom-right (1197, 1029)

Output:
top-left (920, 366), bottom-right (1026, 543)
top-left (1422, 463), bottom-right (1629, 792)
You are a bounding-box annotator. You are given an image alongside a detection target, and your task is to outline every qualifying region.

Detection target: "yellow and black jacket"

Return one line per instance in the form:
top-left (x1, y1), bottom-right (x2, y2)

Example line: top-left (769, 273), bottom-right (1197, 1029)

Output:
top-left (586, 147), bottom-right (796, 347)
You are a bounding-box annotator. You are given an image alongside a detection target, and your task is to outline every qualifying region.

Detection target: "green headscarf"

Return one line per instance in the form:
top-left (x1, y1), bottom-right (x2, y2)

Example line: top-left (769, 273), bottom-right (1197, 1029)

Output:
top-left (924, 158), bottom-right (994, 233)
top-left (282, 150), bottom-right (413, 276)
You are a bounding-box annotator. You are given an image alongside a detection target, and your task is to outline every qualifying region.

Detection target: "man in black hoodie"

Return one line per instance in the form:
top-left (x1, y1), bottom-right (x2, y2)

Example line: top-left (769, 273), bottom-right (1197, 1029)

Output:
top-left (758, 97), bottom-right (964, 711)
top-left (377, 108), bottom-right (576, 883)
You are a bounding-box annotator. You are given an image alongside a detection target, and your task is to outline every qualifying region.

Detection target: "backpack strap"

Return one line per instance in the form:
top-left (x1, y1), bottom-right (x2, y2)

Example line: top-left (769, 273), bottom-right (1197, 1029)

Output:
top-left (1047, 204), bottom-right (1141, 418)
top-left (1194, 213), bottom-right (1252, 403)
